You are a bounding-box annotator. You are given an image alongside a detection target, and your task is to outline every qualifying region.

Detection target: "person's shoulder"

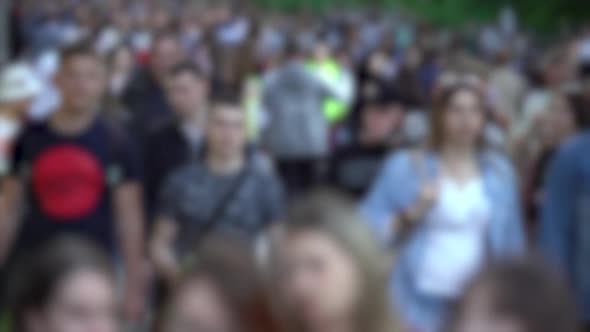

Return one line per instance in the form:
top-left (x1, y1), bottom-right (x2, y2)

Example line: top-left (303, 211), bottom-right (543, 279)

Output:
top-left (18, 120), bottom-right (50, 141)
top-left (146, 120), bottom-right (179, 141)
top-left (95, 117), bottom-right (132, 142)
top-left (481, 149), bottom-right (514, 168)
top-left (165, 163), bottom-right (201, 187)
top-left (383, 148), bottom-right (421, 169)
top-left (560, 131), bottom-right (590, 155)
top-left (249, 150), bottom-right (276, 176)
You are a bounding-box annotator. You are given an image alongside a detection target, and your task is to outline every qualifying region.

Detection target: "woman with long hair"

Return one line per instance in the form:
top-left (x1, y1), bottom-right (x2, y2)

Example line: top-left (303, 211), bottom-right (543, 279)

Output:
top-left (10, 236), bottom-right (118, 332)
top-left (158, 234), bottom-right (278, 332)
top-left (271, 191), bottom-right (397, 332)
top-left (362, 82), bottom-right (526, 332)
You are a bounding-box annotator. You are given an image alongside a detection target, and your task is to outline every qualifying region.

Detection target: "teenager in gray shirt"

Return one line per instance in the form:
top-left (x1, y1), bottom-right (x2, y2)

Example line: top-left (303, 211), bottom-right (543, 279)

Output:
top-left (150, 98), bottom-right (285, 283)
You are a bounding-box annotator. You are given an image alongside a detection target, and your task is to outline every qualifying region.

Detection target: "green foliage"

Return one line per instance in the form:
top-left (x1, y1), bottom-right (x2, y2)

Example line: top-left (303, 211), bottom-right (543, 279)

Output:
top-left (253, 0), bottom-right (590, 30)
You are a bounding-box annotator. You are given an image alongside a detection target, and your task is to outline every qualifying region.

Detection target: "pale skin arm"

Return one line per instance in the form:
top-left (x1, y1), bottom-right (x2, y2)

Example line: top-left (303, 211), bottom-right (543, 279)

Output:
top-left (0, 177), bottom-right (24, 266)
top-left (113, 182), bottom-right (146, 321)
top-left (149, 217), bottom-right (180, 285)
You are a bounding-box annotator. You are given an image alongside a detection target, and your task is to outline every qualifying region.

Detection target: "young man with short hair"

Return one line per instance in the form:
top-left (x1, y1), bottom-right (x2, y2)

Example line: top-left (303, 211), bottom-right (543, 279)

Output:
top-left (150, 99), bottom-right (284, 283)
top-left (144, 62), bottom-right (209, 216)
top-left (0, 43), bottom-right (146, 320)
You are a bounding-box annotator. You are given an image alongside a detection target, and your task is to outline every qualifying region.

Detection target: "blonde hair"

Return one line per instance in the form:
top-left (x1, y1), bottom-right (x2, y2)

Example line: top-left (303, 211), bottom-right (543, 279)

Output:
top-left (273, 189), bottom-right (398, 332)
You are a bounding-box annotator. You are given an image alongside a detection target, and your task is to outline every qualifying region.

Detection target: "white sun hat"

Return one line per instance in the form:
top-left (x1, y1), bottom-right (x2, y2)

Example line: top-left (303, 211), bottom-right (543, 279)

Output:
top-left (0, 63), bottom-right (43, 103)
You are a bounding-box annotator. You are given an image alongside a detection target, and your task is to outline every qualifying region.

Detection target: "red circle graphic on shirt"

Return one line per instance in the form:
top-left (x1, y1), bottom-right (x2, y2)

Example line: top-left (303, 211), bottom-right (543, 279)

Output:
top-left (32, 144), bottom-right (105, 221)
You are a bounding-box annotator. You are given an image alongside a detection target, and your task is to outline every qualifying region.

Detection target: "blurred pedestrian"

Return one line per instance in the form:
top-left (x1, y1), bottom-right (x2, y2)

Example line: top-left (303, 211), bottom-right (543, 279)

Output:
top-left (521, 94), bottom-right (578, 230)
top-left (10, 236), bottom-right (118, 332)
top-left (272, 191), bottom-right (398, 332)
top-left (144, 62), bottom-right (210, 219)
top-left (103, 44), bottom-right (137, 128)
top-left (539, 124), bottom-right (590, 331)
top-left (0, 43), bottom-right (145, 322)
top-left (327, 90), bottom-right (405, 198)
top-left (156, 234), bottom-right (278, 332)
top-left (362, 84), bottom-right (526, 332)
top-left (0, 63), bottom-right (42, 175)
top-left (151, 98), bottom-right (284, 284)
top-left (262, 41), bottom-right (348, 195)
top-left (446, 259), bottom-right (579, 332)
top-left (123, 30), bottom-right (186, 139)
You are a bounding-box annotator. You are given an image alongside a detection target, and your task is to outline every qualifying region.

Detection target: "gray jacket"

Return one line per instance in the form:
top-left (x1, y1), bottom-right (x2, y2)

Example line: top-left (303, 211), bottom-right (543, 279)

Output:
top-left (262, 61), bottom-right (335, 158)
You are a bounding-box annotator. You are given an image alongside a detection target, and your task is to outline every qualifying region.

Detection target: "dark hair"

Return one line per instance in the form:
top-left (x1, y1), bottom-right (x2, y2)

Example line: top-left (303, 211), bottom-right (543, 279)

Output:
top-left (11, 236), bottom-right (114, 332)
top-left (168, 61), bottom-right (207, 81)
top-left (277, 190), bottom-right (398, 332)
top-left (60, 41), bottom-right (104, 67)
top-left (209, 94), bottom-right (243, 113)
top-left (160, 235), bottom-right (278, 332)
top-left (429, 83), bottom-right (486, 151)
top-left (446, 259), bottom-right (579, 332)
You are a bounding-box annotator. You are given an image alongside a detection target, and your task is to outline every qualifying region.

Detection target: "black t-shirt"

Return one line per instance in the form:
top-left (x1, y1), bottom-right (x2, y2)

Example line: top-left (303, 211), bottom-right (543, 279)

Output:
top-left (328, 144), bottom-right (391, 198)
top-left (9, 118), bottom-right (141, 254)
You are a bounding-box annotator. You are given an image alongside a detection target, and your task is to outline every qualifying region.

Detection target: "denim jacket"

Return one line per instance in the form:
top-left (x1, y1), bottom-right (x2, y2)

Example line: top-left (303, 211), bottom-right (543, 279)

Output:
top-left (539, 132), bottom-right (590, 321)
top-left (361, 149), bottom-right (525, 331)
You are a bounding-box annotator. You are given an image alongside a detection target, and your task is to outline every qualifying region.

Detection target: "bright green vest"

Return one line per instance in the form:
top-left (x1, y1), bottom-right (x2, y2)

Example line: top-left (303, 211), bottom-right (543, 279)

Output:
top-left (307, 60), bottom-right (350, 124)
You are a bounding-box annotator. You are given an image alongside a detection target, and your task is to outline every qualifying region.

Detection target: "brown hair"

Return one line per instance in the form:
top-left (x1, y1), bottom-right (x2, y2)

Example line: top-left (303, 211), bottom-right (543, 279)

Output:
top-left (59, 40), bottom-right (105, 67)
top-left (159, 234), bottom-right (278, 332)
top-left (11, 236), bottom-right (114, 332)
top-left (429, 83), bottom-right (486, 151)
top-left (446, 258), bottom-right (579, 332)
top-left (276, 190), bottom-right (398, 332)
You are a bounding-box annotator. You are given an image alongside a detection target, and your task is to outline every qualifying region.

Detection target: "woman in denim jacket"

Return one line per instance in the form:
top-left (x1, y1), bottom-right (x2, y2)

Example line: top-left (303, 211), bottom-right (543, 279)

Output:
top-left (361, 83), bottom-right (526, 332)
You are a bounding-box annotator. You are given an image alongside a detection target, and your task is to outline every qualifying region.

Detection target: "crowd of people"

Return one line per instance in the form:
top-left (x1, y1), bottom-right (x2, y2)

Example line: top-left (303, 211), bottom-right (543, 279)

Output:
top-left (1, 0), bottom-right (590, 331)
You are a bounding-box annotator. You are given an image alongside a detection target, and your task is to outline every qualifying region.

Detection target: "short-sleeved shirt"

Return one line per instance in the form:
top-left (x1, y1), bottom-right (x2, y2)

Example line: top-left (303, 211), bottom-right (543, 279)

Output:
top-left (9, 118), bottom-right (141, 254)
top-left (158, 154), bottom-right (284, 256)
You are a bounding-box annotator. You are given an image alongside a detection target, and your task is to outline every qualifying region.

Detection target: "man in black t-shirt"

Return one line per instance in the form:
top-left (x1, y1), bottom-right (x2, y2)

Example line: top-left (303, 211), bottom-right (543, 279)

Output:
top-left (328, 89), bottom-right (406, 198)
top-left (144, 62), bottom-right (209, 219)
top-left (0, 43), bottom-right (145, 320)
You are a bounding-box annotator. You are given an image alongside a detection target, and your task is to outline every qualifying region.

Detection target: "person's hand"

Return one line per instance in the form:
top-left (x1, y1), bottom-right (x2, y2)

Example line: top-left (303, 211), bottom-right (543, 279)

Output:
top-left (402, 180), bottom-right (440, 226)
top-left (416, 180), bottom-right (439, 212)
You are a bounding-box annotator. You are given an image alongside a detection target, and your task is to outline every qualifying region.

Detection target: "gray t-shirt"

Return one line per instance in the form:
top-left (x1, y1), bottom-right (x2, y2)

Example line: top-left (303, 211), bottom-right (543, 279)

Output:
top-left (158, 156), bottom-right (284, 256)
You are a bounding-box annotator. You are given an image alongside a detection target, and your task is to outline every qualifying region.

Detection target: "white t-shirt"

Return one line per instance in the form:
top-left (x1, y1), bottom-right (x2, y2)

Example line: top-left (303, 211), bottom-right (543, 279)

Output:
top-left (417, 176), bottom-right (490, 298)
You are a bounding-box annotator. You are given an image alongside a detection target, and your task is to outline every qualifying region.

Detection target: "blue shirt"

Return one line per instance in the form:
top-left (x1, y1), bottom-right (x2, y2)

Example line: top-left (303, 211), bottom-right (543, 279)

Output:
top-left (539, 131), bottom-right (590, 321)
top-left (361, 149), bottom-right (525, 331)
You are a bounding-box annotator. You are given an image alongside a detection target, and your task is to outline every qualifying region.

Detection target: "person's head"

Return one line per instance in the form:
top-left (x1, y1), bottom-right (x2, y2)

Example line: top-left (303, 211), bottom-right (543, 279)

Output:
top-left (150, 31), bottom-right (185, 81)
top-left (0, 63), bottom-right (42, 118)
top-left (274, 191), bottom-right (395, 332)
top-left (13, 236), bottom-right (117, 332)
top-left (360, 90), bottom-right (406, 145)
top-left (160, 235), bottom-right (277, 332)
top-left (312, 40), bottom-right (332, 62)
top-left (447, 259), bottom-right (578, 332)
top-left (106, 44), bottom-right (135, 96)
top-left (166, 62), bottom-right (210, 119)
top-left (56, 42), bottom-right (107, 115)
top-left (430, 83), bottom-right (486, 151)
top-left (206, 98), bottom-right (247, 160)
top-left (107, 44), bottom-right (135, 76)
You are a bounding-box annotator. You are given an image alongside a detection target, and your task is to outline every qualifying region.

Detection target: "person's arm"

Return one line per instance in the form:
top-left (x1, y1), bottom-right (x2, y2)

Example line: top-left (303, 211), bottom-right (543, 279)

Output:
top-left (149, 217), bottom-right (180, 284)
top-left (110, 130), bottom-right (146, 321)
top-left (113, 182), bottom-right (146, 321)
top-left (261, 169), bottom-right (286, 225)
top-left (0, 177), bottom-right (24, 266)
top-left (150, 171), bottom-right (182, 285)
top-left (539, 142), bottom-right (578, 276)
top-left (361, 153), bottom-right (414, 243)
